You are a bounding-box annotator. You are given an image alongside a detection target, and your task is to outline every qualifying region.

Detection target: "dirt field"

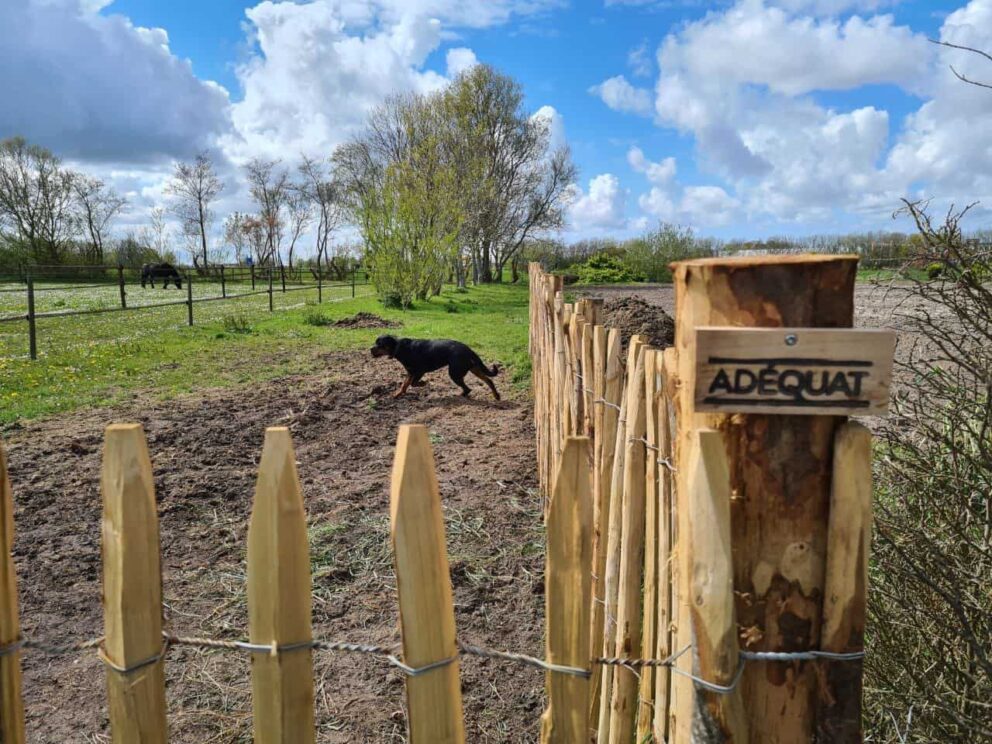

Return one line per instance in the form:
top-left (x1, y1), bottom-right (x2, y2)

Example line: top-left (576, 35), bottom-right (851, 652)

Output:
top-left (5, 351), bottom-right (543, 743)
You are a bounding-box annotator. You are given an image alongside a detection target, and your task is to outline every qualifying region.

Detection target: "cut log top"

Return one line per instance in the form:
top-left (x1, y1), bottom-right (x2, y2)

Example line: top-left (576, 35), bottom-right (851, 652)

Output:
top-left (672, 254), bottom-right (859, 269)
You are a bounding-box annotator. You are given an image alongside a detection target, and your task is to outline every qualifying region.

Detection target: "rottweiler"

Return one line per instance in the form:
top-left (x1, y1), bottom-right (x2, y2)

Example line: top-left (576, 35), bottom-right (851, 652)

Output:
top-left (370, 335), bottom-right (501, 400)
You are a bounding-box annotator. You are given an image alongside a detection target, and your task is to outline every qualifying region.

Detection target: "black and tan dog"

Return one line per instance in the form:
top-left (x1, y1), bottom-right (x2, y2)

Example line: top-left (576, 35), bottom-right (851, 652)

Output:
top-left (370, 335), bottom-right (501, 400)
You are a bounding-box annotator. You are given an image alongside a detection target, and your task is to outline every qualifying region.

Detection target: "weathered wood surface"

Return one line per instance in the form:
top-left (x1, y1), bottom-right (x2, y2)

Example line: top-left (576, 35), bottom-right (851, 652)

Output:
top-left (540, 437), bottom-right (593, 744)
top-left (608, 337), bottom-right (648, 744)
top-left (686, 429), bottom-right (748, 742)
top-left (391, 425), bottom-right (465, 744)
top-left (0, 438), bottom-right (25, 744)
top-left (673, 255), bottom-right (858, 743)
top-left (817, 422), bottom-right (872, 743)
top-left (247, 427), bottom-right (316, 744)
top-left (101, 424), bottom-right (168, 744)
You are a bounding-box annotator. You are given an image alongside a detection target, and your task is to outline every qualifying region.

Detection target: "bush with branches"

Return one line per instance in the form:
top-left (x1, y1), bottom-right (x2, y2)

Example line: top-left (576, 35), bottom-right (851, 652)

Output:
top-left (865, 201), bottom-right (992, 743)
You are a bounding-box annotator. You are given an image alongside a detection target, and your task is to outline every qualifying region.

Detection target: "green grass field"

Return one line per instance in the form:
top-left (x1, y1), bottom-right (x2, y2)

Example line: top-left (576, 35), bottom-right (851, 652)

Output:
top-left (0, 280), bottom-right (531, 425)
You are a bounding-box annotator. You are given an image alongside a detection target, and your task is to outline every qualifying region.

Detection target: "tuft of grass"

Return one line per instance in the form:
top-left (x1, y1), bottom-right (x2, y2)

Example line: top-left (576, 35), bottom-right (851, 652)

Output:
top-left (302, 304), bottom-right (332, 327)
top-left (222, 312), bottom-right (253, 334)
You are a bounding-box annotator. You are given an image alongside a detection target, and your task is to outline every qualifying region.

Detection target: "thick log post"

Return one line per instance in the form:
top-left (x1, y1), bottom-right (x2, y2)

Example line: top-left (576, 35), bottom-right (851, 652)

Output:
top-left (672, 256), bottom-right (858, 744)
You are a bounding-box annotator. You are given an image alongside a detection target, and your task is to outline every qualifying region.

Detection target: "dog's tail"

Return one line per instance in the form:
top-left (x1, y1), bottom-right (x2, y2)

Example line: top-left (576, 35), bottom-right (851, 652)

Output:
top-left (475, 355), bottom-right (500, 376)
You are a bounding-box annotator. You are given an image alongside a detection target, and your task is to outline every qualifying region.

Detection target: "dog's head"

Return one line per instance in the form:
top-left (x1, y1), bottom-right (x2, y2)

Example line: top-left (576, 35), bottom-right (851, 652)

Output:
top-left (370, 334), bottom-right (398, 358)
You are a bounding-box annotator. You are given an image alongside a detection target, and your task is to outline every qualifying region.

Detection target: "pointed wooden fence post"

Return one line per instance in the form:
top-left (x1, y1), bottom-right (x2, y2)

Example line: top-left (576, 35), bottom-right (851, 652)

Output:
top-left (653, 348), bottom-right (678, 742)
top-left (817, 422), bottom-right (872, 742)
top-left (247, 427), bottom-right (315, 744)
top-left (608, 338), bottom-right (648, 744)
top-left (540, 436), bottom-right (593, 744)
top-left (0, 438), bottom-right (25, 744)
top-left (390, 425), bottom-right (465, 744)
top-left (101, 424), bottom-right (167, 744)
top-left (686, 429), bottom-right (748, 741)
top-left (636, 349), bottom-right (661, 741)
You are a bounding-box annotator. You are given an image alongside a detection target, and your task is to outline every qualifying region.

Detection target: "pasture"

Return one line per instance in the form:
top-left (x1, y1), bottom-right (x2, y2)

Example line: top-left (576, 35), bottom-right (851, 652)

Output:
top-left (0, 281), bottom-right (531, 424)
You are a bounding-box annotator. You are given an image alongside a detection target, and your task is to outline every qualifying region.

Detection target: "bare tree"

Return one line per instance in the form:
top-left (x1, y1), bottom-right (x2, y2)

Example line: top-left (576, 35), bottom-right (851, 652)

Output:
top-left (297, 155), bottom-right (345, 277)
top-left (139, 206), bottom-right (171, 260)
top-left (245, 159), bottom-right (288, 266)
top-left (165, 151), bottom-right (223, 270)
top-left (0, 136), bottom-right (77, 263)
top-left (223, 212), bottom-right (250, 265)
top-left (73, 176), bottom-right (126, 263)
top-left (930, 39), bottom-right (992, 90)
top-left (443, 65), bottom-right (577, 284)
top-left (284, 187), bottom-right (313, 270)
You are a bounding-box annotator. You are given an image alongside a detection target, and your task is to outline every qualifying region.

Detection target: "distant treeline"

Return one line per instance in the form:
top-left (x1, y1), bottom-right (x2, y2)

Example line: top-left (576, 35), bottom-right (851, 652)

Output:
top-left (523, 222), bottom-right (992, 283)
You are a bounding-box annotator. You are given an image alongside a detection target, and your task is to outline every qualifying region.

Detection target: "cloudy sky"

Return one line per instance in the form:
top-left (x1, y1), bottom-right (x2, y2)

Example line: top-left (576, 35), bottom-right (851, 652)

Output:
top-left (1, 0), bottom-right (991, 244)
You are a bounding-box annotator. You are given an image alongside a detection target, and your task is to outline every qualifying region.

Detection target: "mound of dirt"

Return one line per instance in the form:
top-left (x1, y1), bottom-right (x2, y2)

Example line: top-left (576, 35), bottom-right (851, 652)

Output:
top-left (333, 312), bottom-right (401, 329)
top-left (600, 296), bottom-right (675, 353)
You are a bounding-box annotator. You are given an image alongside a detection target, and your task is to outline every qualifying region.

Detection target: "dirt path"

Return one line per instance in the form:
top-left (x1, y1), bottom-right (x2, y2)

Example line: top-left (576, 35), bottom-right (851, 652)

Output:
top-left (5, 351), bottom-right (542, 743)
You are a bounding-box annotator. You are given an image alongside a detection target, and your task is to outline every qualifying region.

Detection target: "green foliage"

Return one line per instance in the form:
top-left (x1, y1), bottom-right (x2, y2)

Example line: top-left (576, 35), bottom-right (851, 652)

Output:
top-left (927, 261), bottom-right (944, 279)
top-left (623, 222), bottom-right (701, 282)
top-left (575, 252), bottom-right (643, 284)
top-left (302, 303), bottom-right (332, 327)
top-left (221, 311), bottom-right (253, 334)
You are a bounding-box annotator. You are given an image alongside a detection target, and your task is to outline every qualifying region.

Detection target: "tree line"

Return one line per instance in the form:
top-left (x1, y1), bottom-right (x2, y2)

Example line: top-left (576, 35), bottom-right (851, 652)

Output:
top-left (0, 64), bottom-right (576, 303)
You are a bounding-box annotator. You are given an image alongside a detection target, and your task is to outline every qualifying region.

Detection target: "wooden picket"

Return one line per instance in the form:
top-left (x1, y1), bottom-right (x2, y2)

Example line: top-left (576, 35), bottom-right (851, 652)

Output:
top-left (540, 436), bottom-right (593, 743)
top-left (391, 425), bottom-right (466, 744)
top-left (528, 259), bottom-right (875, 743)
top-left (101, 424), bottom-right (168, 743)
top-left (247, 427), bottom-right (316, 743)
top-left (0, 438), bottom-right (25, 744)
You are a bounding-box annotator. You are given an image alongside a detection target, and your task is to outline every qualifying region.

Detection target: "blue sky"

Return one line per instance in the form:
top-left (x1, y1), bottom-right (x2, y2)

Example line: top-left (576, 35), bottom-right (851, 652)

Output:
top-left (2, 0), bottom-right (991, 247)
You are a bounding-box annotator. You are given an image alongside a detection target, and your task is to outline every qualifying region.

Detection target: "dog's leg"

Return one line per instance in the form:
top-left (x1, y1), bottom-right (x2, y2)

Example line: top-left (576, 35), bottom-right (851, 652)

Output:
top-left (470, 367), bottom-right (501, 401)
top-left (411, 375), bottom-right (427, 387)
top-left (448, 366), bottom-right (471, 397)
top-left (393, 374), bottom-right (412, 399)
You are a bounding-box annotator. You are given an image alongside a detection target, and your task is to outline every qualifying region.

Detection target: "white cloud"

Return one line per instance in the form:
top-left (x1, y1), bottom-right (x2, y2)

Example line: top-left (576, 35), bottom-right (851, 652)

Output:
top-left (0, 0), bottom-right (230, 163)
top-left (601, 0), bottom-right (992, 230)
top-left (628, 40), bottom-right (652, 77)
top-left (568, 174), bottom-right (629, 230)
top-left (885, 0), bottom-right (992, 199)
top-left (627, 147), bottom-right (676, 185)
top-left (446, 47), bottom-right (479, 76)
top-left (589, 75), bottom-right (654, 116)
top-left (768, 0), bottom-right (897, 15)
top-left (532, 105), bottom-right (567, 152)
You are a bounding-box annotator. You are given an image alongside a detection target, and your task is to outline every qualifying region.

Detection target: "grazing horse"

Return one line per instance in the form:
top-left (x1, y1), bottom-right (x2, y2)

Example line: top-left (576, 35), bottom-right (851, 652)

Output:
top-left (140, 262), bottom-right (183, 289)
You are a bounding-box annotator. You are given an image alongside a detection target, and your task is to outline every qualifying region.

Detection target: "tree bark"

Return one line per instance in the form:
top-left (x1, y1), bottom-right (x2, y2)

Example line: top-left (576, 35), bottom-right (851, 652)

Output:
top-left (671, 255), bottom-right (859, 744)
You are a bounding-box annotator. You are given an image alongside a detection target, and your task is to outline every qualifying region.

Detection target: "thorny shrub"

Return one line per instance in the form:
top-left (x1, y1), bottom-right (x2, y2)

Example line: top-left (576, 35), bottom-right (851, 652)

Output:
top-left (865, 201), bottom-right (992, 742)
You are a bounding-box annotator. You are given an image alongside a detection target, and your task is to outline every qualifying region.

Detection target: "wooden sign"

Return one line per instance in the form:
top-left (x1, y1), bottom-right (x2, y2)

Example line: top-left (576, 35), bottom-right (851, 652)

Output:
top-left (694, 327), bottom-right (895, 416)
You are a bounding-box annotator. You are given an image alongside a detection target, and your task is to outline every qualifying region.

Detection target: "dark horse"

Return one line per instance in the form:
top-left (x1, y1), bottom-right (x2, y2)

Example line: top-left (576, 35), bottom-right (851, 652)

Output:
top-left (140, 262), bottom-right (183, 289)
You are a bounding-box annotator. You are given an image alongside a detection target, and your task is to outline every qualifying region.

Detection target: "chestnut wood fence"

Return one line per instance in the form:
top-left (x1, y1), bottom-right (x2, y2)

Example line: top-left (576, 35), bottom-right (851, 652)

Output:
top-left (529, 257), bottom-right (873, 743)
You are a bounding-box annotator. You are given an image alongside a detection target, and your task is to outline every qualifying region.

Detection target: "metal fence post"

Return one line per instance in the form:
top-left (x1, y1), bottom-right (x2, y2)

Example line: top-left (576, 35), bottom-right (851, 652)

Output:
top-left (117, 265), bottom-right (127, 309)
top-left (26, 276), bottom-right (37, 360)
top-left (186, 273), bottom-right (193, 326)
top-left (251, 264), bottom-right (256, 290)
top-left (268, 269), bottom-right (274, 312)
top-left (280, 264), bottom-right (287, 294)
top-left (220, 265), bottom-right (226, 299)
top-left (351, 266), bottom-right (356, 298)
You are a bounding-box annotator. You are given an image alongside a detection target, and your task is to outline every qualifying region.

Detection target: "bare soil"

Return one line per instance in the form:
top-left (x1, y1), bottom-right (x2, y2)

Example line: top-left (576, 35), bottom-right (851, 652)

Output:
top-left (5, 351), bottom-right (542, 743)
top-left (333, 312), bottom-right (401, 329)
